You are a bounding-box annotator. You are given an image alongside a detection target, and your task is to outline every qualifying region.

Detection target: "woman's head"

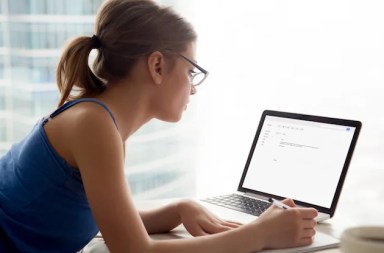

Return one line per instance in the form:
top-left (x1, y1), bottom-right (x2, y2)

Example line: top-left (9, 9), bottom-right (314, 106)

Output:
top-left (56, 0), bottom-right (197, 106)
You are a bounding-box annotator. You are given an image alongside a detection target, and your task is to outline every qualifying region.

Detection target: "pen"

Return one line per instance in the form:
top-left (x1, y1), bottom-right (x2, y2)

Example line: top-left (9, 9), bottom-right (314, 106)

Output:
top-left (268, 198), bottom-right (292, 210)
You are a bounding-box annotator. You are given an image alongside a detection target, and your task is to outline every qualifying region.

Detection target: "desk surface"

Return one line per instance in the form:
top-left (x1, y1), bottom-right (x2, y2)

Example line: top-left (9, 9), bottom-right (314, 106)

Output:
top-left (137, 200), bottom-right (342, 253)
top-left (137, 167), bottom-right (384, 253)
top-left (83, 167), bottom-right (384, 253)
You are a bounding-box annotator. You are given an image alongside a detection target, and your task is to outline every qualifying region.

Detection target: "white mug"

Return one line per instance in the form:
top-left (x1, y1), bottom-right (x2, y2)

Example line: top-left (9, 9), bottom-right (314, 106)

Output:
top-left (340, 226), bottom-right (384, 253)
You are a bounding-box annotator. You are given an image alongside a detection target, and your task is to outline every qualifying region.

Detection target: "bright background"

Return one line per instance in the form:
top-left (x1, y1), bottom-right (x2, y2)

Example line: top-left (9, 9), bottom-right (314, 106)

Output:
top-left (181, 0), bottom-right (384, 199)
top-left (1, 1), bottom-right (384, 222)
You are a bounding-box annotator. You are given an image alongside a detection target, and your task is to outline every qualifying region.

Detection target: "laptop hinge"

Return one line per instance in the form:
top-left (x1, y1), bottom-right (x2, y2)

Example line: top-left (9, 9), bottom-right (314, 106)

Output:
top-left (242, 192), bottom-right (270, 202)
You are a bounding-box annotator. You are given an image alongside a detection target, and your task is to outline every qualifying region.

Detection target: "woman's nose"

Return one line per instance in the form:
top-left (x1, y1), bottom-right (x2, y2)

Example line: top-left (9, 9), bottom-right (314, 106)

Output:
top-left (191, 85), bottom-right (197, 95)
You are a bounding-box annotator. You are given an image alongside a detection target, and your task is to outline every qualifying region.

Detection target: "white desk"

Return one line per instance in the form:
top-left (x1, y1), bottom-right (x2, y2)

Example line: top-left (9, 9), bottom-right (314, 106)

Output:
top-left (83, 199), bottom-right (342, 253)
top-left (298, 166), bottom-right (384, 252)
top-left (83, 167), bottom-right (384, 253)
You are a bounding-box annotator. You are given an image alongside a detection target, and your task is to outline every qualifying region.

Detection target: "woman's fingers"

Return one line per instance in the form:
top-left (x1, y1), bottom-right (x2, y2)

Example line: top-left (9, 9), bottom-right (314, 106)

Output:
top-left (301, 218), bottom-right (317, 229)
top-left (299, 208), bottom-right (318, 219)
top-left (281, 198), bottom-right (296, 207)
top-left (220, 219), bottom-right (243, 228)
top-left (196, 218), bottom-right (242, 235)
top-left (301, 228), bottom-right (316, 238)
top-left (185, 223), bottom-right (209, 236)
top-left (298, 236), bottom-right (314, 247)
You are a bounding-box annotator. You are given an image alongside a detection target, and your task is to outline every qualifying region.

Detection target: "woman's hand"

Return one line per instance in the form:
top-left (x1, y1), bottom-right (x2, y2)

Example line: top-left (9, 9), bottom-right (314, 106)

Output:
top-left (176, 199), bottom-right (242, 236)
top-left (251, 198), bottom-right (318, 250)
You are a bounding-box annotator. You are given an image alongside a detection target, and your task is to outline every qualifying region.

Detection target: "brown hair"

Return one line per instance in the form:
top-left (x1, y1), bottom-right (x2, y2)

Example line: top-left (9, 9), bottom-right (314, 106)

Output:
top-left (56, 0), bottom-right (197, 106)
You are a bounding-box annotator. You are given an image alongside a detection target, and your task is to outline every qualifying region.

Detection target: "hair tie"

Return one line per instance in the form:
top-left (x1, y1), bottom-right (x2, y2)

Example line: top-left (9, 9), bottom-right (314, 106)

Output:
top-left (91, 35), bottom-right (102, 49)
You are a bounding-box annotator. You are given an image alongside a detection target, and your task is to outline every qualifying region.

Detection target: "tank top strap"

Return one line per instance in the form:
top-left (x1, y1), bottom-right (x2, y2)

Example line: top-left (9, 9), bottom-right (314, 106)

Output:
top-left (42, 98), bottom-right (118, 129)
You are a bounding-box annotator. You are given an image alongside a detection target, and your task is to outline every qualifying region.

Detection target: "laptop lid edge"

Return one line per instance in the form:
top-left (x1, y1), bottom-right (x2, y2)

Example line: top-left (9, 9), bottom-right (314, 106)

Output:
top-left (236, 110), bottom-right (362, 219)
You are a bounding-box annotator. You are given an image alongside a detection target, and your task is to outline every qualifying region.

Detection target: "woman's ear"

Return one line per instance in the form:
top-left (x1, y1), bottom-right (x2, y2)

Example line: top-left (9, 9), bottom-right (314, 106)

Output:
top-left (147, 51), bottom-right (164, 85)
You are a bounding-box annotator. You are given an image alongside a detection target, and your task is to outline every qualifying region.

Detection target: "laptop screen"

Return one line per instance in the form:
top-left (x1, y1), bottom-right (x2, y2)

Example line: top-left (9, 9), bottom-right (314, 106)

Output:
top-left (240, 111), bottom-right (361, 212)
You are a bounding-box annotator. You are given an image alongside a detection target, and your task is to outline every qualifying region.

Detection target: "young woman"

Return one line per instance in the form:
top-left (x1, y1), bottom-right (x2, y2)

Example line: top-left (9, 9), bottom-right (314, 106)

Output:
top-left (0, 0), bottom-right (317, 252)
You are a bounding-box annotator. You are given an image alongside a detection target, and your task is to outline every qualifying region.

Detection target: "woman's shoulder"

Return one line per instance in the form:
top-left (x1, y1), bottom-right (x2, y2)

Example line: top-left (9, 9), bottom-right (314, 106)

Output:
top-left (44, 100), bottom-right (122, 168)
top-left (69, 102), bottom-right (119, 138)
top-left (50, 99), bottom-right (117, 134)
top-left (70, 100), bottom-right (116, 125)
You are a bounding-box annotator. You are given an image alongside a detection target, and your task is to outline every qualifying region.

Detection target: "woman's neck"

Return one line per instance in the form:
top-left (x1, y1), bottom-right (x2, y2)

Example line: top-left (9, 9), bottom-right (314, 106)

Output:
top-left (93, 79), bottom-right (154, 141)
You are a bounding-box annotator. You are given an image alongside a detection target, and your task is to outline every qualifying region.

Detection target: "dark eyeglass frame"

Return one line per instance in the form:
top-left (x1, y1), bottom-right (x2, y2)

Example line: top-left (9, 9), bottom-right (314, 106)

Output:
top-left (164, 50), bottom-right (209, 87)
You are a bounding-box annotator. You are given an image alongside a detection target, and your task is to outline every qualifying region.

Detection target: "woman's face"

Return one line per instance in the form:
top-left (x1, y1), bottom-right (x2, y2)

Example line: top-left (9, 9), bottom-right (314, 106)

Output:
top-left (156, 42), bottom-right (198, 122)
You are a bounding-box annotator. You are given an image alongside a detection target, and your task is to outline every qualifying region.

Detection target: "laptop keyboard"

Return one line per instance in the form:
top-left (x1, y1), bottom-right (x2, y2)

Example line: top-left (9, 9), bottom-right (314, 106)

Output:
top-left (202, 194), bottom-right (272, 216)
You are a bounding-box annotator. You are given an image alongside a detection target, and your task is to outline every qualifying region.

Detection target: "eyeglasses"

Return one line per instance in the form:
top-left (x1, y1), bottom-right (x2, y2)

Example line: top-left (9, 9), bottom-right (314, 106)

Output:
top-left (176, 53), bottom-right (209, 87)
top-left (164, 50), bottom-right (209, 87)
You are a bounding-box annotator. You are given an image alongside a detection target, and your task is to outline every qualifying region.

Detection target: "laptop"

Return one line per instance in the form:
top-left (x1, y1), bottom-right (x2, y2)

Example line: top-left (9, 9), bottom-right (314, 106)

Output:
top-left (200, 110), bottom-right (362, 223)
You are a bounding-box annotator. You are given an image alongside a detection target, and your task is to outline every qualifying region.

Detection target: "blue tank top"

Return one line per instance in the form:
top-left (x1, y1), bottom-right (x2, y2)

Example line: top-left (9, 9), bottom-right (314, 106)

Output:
top-left (0, 98), bottom-right (118, 253)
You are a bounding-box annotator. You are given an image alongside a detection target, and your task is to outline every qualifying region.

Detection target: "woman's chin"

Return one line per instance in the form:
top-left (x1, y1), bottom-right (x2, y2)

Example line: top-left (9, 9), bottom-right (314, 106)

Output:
top-left (157, 113), bottom-right (183, 123)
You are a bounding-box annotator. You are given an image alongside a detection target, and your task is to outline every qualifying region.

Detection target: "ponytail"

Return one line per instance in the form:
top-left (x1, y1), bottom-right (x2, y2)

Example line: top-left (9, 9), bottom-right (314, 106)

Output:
top-left (56, 0), bottom-right (197, 107)
top-left (56, 36), bottom-right (104, 107)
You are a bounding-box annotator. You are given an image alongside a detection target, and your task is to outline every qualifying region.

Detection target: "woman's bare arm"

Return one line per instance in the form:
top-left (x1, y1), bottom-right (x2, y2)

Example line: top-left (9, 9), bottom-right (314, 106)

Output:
top-left (139, 202), bottom-right (181, 234)
top-left (70, 106), bottom-right (317, 253)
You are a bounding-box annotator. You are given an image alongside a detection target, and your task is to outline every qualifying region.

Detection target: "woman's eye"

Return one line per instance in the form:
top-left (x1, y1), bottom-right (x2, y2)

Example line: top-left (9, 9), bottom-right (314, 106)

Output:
top-left (189, 69), bottom-right (196, 77)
